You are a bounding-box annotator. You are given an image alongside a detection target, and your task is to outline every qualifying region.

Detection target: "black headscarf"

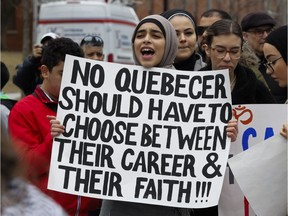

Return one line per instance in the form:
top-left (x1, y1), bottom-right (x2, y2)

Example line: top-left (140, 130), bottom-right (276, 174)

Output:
top-left (265, 25), bottom-right (287, 64)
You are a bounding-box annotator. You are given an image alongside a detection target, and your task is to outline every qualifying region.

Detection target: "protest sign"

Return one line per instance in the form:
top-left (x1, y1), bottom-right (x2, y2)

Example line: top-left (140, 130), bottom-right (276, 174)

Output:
top-left (218, 104), bottom-right (287, 216)
top-left (228, 135), bottom-right (287, 216)
top-left (48, 55), bottom-right (232, 208)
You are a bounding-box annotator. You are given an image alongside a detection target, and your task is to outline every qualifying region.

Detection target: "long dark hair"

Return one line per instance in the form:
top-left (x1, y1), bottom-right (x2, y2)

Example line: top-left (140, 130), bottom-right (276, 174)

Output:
top-left (205, 19), bottom-right (244, 47)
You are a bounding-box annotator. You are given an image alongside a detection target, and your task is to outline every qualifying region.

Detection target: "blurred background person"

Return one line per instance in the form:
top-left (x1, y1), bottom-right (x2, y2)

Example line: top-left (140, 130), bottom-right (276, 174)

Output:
top-left (1, 118), bottom-right (68, 216)
top-left (13, 32), bottom-right (59, 96)
top-left (80, 35), bottom-right (105, 61)
top-left (1, 61), bottom-right (17, 132)
top-left (241, 12), bottom-right (287, 103)
top-left (197, 9), bottom-right (232, 63)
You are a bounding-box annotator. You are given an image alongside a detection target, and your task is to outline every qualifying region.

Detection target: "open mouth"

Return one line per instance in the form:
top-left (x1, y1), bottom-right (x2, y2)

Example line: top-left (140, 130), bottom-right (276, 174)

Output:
top-left (141, 48), bottom-right (155, 56)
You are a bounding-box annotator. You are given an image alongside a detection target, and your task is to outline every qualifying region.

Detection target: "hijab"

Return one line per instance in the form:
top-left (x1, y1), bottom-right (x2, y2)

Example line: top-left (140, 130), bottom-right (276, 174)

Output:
top-left (161, 9), bottom-right (197, 40)
top-left (131, 14), bottom-right (178, 68)
top-left (265, 25), bottom-right (287, 64)
top-left (161, 9), bottom-right (204, 71)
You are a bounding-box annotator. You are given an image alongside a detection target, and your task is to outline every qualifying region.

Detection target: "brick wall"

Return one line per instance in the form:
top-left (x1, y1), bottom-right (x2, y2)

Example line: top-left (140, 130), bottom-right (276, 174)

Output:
top-left (3, 0), bottom-right (287, 51)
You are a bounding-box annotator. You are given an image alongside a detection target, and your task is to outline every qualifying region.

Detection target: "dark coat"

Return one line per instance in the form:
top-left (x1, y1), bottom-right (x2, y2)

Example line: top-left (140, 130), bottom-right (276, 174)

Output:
top-left (200, 64), bottom-right (276, 105)
top-left (194, 63), bottom-right (275, 216)
top-left (13, 55), bottom-right (43, 96)
top-left (174, 52), bottom-right (206, 71)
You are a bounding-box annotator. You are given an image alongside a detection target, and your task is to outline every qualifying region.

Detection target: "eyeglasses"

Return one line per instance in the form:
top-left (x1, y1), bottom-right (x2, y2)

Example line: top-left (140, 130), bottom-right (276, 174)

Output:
top-left (211, 46), bottom-right (241, 59)
top-left (247, 27), bottom-right (273, 37)
top-left (264, 57), bottom-right (282, 72)
top-left (80, 35), bottom-right (104, 47)
top-left (197, 26), bottom-right (209, 36)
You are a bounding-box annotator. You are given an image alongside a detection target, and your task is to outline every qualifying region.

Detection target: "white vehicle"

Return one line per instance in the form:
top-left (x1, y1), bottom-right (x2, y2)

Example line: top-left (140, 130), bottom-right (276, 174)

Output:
top-left (37, 0), bottom-right (139, 64)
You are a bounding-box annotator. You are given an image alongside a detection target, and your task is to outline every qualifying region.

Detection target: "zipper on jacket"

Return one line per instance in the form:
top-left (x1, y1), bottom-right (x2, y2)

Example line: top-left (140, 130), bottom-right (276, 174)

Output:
top-left (75, 196), bottom-right (81, 216)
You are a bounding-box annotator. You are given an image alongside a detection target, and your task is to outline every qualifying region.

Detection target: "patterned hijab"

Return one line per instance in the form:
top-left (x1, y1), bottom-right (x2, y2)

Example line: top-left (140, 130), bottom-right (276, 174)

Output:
top-left (131, 14), bottom-right (178, 69)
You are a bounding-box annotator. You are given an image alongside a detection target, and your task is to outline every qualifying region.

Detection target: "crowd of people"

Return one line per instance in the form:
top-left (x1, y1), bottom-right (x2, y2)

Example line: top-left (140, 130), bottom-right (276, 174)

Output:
top-left (1, 7), bottom-right (287, 216)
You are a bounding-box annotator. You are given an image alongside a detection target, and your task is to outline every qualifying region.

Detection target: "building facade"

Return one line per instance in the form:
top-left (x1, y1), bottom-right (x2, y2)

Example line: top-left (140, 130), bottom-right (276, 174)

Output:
top-left (1, 0), bottom-right (287, 51)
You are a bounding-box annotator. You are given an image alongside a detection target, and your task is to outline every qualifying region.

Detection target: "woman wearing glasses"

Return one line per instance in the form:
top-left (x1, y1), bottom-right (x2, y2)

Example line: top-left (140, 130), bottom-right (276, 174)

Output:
top-left (200, 19), bottom-right (275, 105)
top-left (50, 15), bottom-right (239, 216)
top-left (263, 25), bottom-right (288, 138)
top-left (197, 18), bottom-right (275, 216)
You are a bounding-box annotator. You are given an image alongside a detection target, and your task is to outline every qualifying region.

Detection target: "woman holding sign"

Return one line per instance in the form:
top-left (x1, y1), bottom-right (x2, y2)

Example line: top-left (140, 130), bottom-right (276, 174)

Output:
top-left (98, 14), bottom-right (192, 216)
top-left (50, 15), bottom-right (239, 216)
top-left (50, 14), bottom-right (190, 216)
top-left (99, 14), bottom-right (238, 216)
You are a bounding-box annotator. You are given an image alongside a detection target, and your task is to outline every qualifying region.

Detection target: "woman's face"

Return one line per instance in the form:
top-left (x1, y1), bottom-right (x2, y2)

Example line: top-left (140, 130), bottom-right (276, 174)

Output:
top-left (133, 22), bottom-right (165, 68)
top-left (169, 15), bottom-right (197, 63)
top-left (263, 43), bottom-right (287, 87)
top-left (205, 34), bottom-right (242, 74)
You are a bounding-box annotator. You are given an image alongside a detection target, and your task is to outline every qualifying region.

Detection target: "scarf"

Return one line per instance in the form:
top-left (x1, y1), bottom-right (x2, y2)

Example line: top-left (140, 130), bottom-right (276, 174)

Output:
top-left (265, 25), bottom-right (287, 64)
top-left (131, 15), bottom-right (178, 69)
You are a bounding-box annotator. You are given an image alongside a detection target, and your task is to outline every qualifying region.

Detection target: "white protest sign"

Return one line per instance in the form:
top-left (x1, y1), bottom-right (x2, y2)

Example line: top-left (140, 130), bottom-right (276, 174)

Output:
top-left (48, 55), bottom-right (232, 208)
top-left (219, 104), bottom-right (287, 216)
top-left (228, 135), bottom-right (287, 216)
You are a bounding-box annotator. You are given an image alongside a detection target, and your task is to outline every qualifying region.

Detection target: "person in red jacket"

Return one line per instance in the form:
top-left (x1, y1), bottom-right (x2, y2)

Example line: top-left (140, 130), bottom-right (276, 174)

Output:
top-left (8, 37), bottom-right (101, 216)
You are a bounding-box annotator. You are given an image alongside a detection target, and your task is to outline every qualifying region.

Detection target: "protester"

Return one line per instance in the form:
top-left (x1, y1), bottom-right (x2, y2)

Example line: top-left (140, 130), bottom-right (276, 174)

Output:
top-left (280, 123), bottom-right (288, 139)
top-left (8, 37), bottom-right (101, 216)
top-left (238, 42), bottom-right (269, 88)
top-left (80, 35), bottom-right (105, 61)
top-left (49, 14), bottom-right (238, 216)
top-left (51, 14), bottom-right (190, 216)
top-left (13, 32), bottom-right (59, 96)
top-left (241, 12), bottom-right (287, 103)
top-left (198, 19), bottom-right (275, 215)
top-left (202, 19), bottom-right (275, 104)
top-left (161, 9), bottom-right (206, 71)
top-left (1, 62), bottom-right (10, 100)
top-left (263, 25), bottom-right (288, 139)
top-left (1, 62), bottom-right (17, 132)
top-left (1, 118), bottom-right (68, 216)
top-left (197, 9), bottom-right (232, 63)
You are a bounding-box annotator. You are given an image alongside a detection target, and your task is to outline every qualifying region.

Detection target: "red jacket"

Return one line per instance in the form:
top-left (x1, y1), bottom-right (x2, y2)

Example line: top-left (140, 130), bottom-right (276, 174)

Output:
top-left (9, 86), bottom-right (101, 216)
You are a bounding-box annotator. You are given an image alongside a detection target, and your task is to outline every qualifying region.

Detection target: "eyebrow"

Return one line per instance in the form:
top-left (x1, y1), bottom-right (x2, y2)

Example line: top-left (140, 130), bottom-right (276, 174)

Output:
top-left (176, 27), bottom-right (194, 32)
top-left (265, 53), bottom-right (278, 59)
top-left (214, 45), bottom-right (241, 49)
top-left (137, 28), bottom-right (163, 35)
